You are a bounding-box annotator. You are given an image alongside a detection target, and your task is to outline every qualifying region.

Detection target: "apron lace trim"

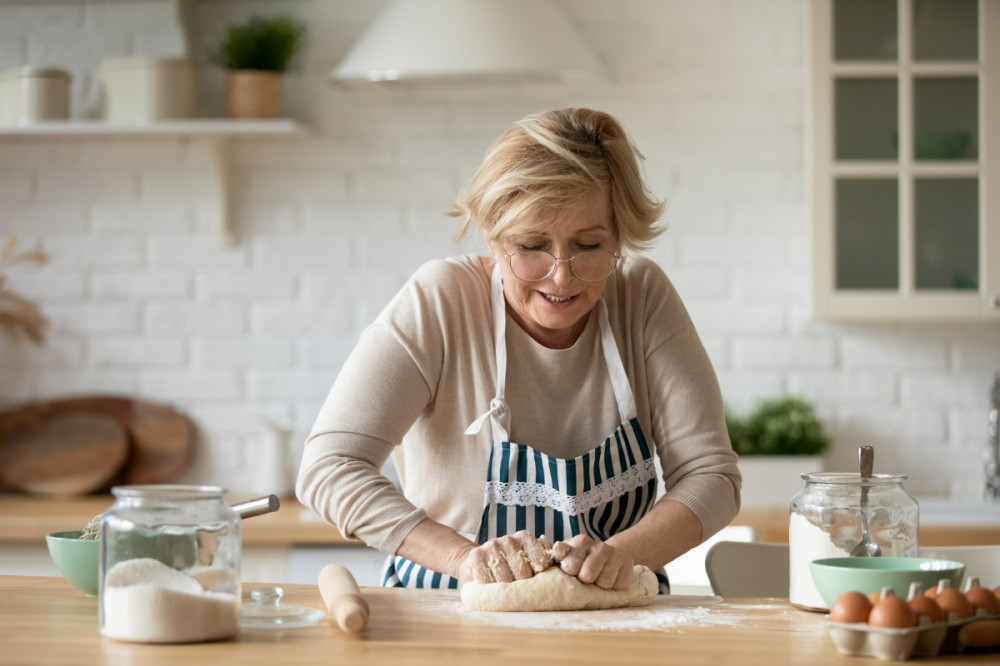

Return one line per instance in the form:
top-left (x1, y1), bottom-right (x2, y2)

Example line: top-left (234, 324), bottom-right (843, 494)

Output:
top-left (483, 457), bottom-right (656, 515)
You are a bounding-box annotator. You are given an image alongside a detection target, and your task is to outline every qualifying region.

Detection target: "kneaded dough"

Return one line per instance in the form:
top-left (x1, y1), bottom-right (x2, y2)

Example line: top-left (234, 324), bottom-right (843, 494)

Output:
top-left (461, 565), bottom-right (658, 612)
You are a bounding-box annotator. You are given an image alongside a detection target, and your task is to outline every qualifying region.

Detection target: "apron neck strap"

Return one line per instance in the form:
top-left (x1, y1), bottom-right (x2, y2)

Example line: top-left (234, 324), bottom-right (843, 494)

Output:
top-left (465, 262), bottom-right (637, 439)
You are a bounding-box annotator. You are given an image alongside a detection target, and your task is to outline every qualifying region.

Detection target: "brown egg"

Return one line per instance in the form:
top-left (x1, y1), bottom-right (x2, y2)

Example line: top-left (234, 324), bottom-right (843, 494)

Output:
top-left (869, 596), bottom-right (917, 628)
top-left (965, 585), bottom-right (1000, 615)
top-left (868, 590), bottom-right (882, 605)
top-left (908, 594), bottom-right (945, 624)
top-left (934, 588), bottom-right (974, 619)
top-left (925, 583), bottom-right (941, 598)
top-left (830, 591), bottom-right (873, 624)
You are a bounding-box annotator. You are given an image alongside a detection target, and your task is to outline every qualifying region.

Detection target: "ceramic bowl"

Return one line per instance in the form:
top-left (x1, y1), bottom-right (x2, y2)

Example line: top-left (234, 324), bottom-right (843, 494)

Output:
top-left (810, 557), bottom-right (965, 608)
top-left (45, 530), bottom-right (99, 596)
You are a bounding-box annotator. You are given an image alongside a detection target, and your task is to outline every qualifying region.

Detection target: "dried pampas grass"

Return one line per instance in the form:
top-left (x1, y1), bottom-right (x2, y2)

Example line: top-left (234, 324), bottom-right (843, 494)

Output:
top-left (0, 236), bottom-right (49, 345)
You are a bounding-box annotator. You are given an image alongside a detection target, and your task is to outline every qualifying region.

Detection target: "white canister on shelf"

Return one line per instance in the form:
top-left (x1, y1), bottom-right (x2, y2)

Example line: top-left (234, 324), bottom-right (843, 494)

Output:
top-left (99, 57), bottom-right (195, 123)
top-left (0, 66), bottom-right (71, 125)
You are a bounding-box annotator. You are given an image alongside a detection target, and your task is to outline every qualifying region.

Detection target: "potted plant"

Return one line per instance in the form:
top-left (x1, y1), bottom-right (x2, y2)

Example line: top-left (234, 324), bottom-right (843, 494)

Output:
top-left (726, 396), bottom-right (830, 507)
top-left (210, 14), bottom-right (306, 119)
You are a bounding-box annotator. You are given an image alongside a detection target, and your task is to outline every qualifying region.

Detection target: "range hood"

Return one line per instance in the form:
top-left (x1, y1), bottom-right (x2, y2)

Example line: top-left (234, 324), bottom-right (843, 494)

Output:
top-left (330, 0), bottom-right (605, 85)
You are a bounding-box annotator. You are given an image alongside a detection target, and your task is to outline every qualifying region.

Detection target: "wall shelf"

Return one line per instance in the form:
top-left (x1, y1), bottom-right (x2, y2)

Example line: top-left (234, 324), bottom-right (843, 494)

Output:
top-left (0, 119), bottom-right (310, 244)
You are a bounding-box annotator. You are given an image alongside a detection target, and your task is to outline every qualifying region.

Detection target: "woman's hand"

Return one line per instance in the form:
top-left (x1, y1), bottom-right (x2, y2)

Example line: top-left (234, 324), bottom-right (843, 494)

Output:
top-left (552, 534), bottom-right (634, 590)
top-left (460, 531), bottom-right (554, 583)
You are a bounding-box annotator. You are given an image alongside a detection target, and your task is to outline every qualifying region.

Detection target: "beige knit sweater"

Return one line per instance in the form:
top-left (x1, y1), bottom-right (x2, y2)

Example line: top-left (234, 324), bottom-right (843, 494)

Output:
top-left (296, 254), bottom-right (741, 555)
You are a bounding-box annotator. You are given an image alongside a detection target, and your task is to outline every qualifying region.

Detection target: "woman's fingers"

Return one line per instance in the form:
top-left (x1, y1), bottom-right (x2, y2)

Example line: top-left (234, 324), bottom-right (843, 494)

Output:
top-left (521, 533), bottom-right (554, 572)
top-left (498, 535), bottom-right (534, 578)
top-left (464, 531), bottom-right (555, 583)
top-left (552, 534), bottom-right (633, 590)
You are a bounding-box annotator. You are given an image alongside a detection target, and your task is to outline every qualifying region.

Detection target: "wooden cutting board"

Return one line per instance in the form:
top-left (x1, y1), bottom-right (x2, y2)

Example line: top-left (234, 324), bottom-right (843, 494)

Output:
top-left (0, 395), bottom-right (195, 495)
top-left (0, 411), bottom-right (128, 496)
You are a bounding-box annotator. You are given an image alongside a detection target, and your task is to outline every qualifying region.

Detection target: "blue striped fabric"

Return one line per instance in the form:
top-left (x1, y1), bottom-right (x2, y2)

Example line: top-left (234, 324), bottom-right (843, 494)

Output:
top-left (382, 416), bottom-right (666, 591)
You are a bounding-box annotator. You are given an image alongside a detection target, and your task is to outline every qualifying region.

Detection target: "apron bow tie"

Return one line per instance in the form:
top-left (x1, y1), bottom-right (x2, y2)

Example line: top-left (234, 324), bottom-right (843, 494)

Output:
top-left (464, 397), bottom-right (507, 436)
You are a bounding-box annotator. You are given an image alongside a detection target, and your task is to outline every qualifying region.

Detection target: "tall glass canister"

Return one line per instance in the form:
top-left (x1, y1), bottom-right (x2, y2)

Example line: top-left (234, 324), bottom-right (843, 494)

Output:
top-left (99, 485), bottom-right (241, 643)
top-left (789, 472), bottom-right (918, 610)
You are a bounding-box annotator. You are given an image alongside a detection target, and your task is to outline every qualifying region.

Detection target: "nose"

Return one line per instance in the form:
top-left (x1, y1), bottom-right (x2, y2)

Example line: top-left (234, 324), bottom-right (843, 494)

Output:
top-left (550, 256), bottom-right (575, 285)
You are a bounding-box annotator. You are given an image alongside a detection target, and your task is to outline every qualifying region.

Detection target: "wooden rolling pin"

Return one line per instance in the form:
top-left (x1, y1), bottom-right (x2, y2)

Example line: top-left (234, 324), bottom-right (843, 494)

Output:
top-left (959, 620), bottom-right (1000, 649)
top-left (318, 564), bottom-right (369, 633)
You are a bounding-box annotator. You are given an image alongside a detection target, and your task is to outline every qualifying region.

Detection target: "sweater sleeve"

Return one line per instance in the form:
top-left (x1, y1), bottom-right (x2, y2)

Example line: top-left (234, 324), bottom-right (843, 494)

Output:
top-left (295, 323), bottom-right (432, 554)
top-left (635, 261), bottom-right (742, 541)
top-left (295, 259), bottom-right (463, 554)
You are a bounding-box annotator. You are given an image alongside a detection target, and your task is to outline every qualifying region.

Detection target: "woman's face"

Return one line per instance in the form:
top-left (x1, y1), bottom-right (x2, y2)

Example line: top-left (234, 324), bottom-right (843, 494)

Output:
top-left (491, 188), bottom-right (617, 349)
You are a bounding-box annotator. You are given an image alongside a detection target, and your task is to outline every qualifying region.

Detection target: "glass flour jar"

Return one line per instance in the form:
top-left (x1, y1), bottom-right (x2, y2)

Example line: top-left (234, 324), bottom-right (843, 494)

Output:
top-left (99, 485), bottom-right (242, 643)
top-left (788, 472), bottom-right (918, 610)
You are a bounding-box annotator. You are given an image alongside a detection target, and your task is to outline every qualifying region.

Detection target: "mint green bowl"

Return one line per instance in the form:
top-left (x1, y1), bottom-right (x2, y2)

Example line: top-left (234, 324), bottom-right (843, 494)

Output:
top-left (810, 557), bottom-right (965, 608)
top-left (45, 531), bottom-right (99, 596)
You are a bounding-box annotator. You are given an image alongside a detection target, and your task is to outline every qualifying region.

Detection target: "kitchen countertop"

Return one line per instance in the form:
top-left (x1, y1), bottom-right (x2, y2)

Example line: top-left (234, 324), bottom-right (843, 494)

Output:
top-left (735, 506), bottom-right (1000, 546)
top-left (0, 493), bottom-right (354, 546)
top-left (3, 575), bottom-right (997, 665)
top-left (1, 494), bottom-right (996, 547)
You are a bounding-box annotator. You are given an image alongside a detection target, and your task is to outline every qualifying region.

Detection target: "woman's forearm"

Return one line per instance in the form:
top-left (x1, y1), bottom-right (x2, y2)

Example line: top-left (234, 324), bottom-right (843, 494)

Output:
top-left (605, 498), bottom-right (703, 570)
top-left (395, 518), bottom-right (478, 580)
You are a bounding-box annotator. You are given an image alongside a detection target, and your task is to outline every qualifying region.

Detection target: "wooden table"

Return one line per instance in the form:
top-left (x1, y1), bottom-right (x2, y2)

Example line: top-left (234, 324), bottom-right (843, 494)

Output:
top-left (1, 576), bottom-right (996, 665)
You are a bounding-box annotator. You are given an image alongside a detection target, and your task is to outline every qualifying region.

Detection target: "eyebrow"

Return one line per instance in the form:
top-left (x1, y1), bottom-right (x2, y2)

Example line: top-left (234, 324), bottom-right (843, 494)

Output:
top-left (511, 226), bottom-right (609, 239)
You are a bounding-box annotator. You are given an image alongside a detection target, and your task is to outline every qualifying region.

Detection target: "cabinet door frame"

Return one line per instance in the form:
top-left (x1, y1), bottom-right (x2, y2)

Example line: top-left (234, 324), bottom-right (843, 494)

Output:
top-left (809, 0), bottom-right (1000, 322)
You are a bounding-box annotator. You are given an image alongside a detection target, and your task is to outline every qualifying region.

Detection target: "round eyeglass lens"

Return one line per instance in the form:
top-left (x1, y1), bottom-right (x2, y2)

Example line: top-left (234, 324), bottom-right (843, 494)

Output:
top-left (509, 250), bottom-right (617, 282)
top-left (573, 251), bottom-right (618, 281)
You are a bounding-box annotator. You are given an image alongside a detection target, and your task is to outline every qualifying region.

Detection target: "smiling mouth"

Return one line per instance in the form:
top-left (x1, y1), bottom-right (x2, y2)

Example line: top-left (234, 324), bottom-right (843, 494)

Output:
top-left (542, 293), bottom-right (574, 303)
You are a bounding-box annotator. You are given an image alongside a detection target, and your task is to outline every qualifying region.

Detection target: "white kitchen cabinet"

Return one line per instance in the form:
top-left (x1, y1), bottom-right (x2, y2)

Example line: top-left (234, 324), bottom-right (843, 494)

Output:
top-left (809, 0), bottom-right (1000, 321)
top-left (0, 119), bottom-right (309, 245)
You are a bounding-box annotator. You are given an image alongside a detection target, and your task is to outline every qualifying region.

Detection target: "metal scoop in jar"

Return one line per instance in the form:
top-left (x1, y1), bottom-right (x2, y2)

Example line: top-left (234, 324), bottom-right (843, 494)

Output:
top-left (850, 446), bottom-right (882, 557)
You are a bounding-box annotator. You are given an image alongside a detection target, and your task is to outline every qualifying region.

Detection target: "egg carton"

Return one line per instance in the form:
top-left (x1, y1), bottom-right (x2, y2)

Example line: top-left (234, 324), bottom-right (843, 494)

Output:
top-left (826, 608), bottom-right (1000, 661)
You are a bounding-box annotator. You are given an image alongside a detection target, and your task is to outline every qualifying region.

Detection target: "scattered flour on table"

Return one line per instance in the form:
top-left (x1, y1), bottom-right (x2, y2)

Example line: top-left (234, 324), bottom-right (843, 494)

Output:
top-left (420, 594), bottom-right (803, 632)
top-left (101, 557), bottom-right (239, 643)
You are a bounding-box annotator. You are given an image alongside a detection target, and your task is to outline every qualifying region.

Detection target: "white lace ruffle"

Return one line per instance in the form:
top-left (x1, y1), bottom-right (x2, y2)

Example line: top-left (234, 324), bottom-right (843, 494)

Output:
top-left (484, 457), bottom-right (656, 515)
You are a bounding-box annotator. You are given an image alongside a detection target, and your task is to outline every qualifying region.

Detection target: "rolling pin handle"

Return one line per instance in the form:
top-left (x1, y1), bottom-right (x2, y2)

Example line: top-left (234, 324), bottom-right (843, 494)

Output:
top-left (318, 564), bottom-right (370, 634)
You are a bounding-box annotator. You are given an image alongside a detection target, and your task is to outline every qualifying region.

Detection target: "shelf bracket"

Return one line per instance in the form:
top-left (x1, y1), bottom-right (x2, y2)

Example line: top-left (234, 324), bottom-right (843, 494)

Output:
top-left (207, 137), bottom-right (237, 246)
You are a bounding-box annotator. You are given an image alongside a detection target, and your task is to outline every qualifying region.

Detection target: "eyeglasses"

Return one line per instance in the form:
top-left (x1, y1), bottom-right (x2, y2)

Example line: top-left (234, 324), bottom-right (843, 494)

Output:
top-left (504, 249), bottom-right (619, 283)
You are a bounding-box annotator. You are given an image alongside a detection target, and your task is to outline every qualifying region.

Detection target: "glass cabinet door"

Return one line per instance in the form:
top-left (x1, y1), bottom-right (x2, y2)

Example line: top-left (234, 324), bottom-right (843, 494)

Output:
top-left (810, 0), bottom-right (1000, 321)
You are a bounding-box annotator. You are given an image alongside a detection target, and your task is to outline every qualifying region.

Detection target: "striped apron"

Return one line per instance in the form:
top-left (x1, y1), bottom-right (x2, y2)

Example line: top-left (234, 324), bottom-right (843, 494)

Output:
top-left (382, 264), bottom-right (667, 592)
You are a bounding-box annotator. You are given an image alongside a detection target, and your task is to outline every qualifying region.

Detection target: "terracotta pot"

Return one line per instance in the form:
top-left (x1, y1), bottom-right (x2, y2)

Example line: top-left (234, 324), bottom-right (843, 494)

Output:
top-left (226, 70), bottom-right (283, 119)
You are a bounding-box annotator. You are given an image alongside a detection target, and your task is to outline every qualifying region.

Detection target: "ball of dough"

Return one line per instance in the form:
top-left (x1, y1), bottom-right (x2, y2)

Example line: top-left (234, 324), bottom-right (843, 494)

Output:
top-left (461, 565), bottom-right (658, 612)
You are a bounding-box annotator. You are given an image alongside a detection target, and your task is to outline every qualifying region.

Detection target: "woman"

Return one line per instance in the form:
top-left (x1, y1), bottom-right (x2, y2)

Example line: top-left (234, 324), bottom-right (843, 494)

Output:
top-left (297, 108), bottom-right (740, 592)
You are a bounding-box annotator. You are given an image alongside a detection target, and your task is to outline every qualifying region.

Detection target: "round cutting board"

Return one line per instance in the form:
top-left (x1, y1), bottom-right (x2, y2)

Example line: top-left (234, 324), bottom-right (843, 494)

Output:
top-left (0, 395), bottom-right (195, 494)
top-left (0, 411), bottom-right (128, 496)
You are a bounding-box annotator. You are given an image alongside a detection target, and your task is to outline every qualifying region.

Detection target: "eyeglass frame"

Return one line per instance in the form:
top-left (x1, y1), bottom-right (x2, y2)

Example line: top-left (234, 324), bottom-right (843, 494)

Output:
top-left (502, 248), bottom-right (621, 283)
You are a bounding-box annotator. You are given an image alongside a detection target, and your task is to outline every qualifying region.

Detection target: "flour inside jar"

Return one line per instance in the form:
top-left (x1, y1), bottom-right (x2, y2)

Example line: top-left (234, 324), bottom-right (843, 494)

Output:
top-left (788, 512), bottom-right (852, 609)
top-left (100, 558), bottom-right (239, 643)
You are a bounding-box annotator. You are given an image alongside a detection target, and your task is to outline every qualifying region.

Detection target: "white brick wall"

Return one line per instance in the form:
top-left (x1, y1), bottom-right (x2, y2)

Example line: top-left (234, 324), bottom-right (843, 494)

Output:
top-left (0, 0), bottom-right (997, 501)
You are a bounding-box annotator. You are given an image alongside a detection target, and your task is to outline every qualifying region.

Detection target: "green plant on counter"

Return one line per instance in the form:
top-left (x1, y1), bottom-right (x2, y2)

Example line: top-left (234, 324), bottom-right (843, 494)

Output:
top-left (211, 14), bottom-right (307, 72)
top-left (726, 396), bottom-right (830, 456)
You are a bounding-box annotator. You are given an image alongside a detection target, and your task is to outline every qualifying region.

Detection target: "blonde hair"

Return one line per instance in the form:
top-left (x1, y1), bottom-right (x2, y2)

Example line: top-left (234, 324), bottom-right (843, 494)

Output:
top-left (451, 108), bottom-right (665, 253)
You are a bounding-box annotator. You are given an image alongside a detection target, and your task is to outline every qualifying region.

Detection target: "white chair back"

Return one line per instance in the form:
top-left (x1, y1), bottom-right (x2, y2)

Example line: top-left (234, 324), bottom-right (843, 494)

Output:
top-left (665, 525), bottom-right (757, 595)
top-left (705, 541), bottom-right (790, 597)
top-left (918, 544), bottom-right (1000, 587)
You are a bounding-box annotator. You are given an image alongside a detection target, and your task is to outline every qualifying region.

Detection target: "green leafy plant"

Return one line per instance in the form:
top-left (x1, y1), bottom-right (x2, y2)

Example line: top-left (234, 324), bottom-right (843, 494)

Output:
top-left (726, 396), bottom-right (830, 456)
top-left (211, 14), bottom-right (307, 72)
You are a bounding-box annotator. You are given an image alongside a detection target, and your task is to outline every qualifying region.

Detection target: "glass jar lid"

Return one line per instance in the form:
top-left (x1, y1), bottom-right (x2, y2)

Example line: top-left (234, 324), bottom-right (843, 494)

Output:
top-left (800, 472), bottom-right (907, 486)
top-left (240, 586), bottom-right (325, 629)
